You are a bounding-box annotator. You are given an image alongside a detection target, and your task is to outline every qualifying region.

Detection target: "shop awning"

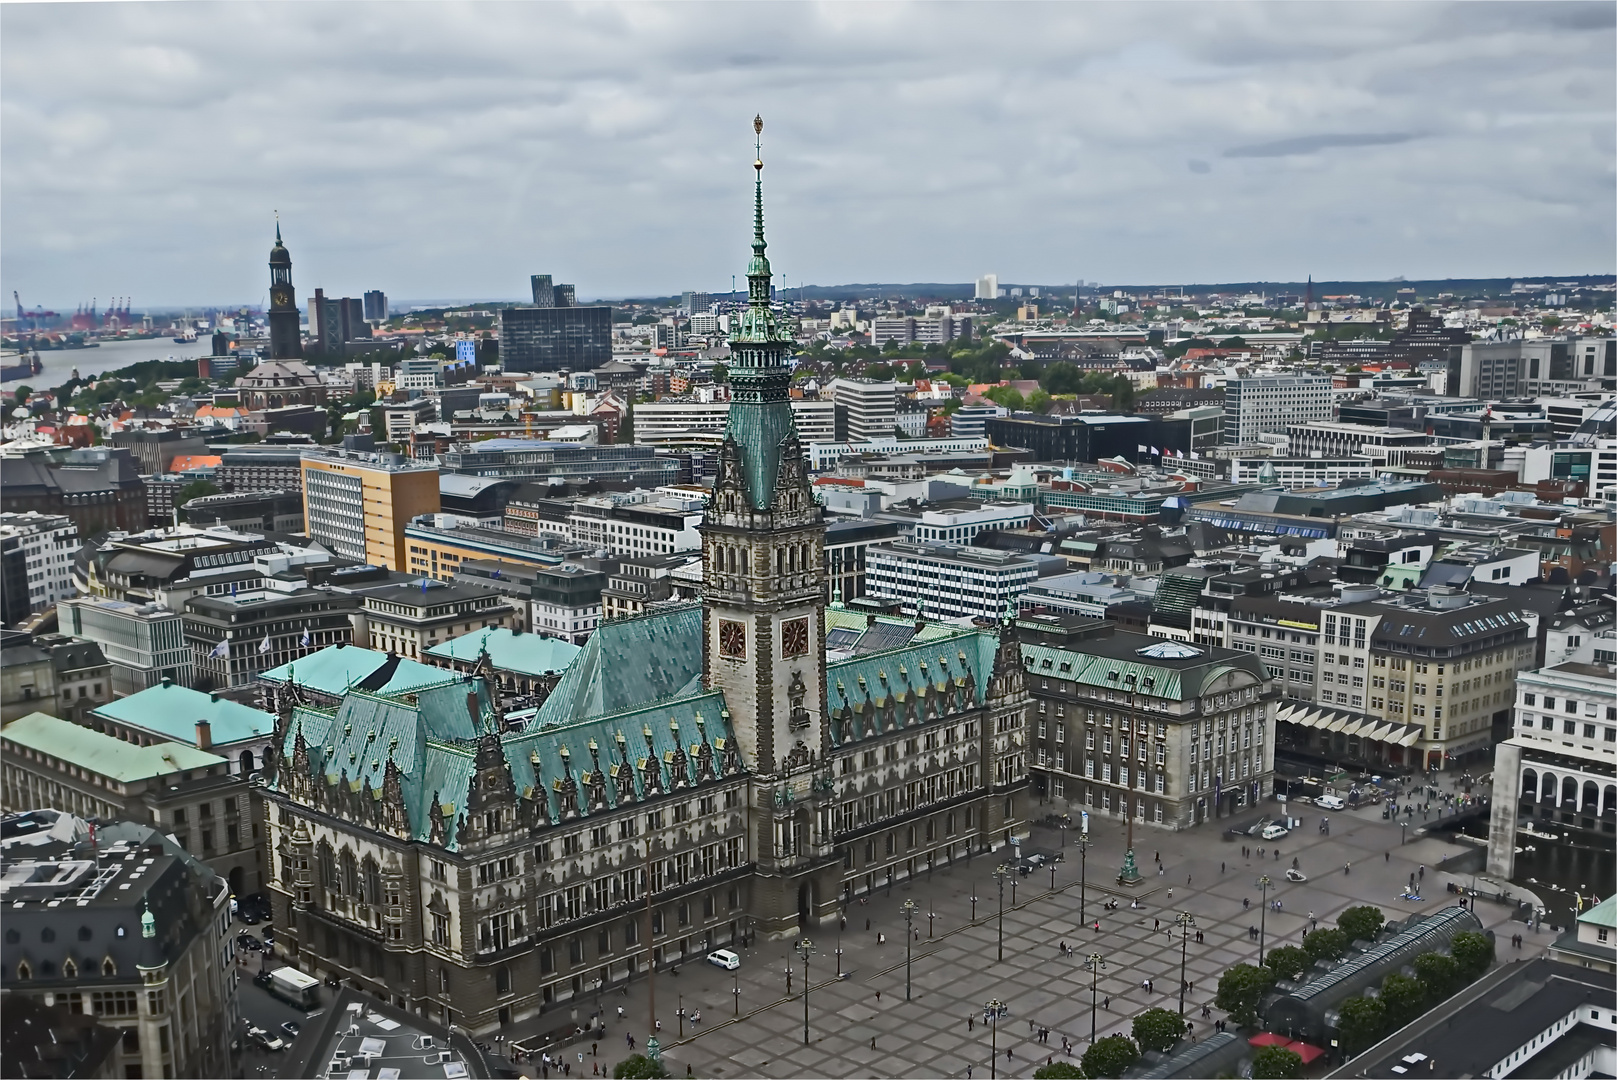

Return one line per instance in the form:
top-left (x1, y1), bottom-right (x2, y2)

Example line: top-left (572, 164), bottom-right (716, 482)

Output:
top-left (1275, 702), bottom-right (1426, 747)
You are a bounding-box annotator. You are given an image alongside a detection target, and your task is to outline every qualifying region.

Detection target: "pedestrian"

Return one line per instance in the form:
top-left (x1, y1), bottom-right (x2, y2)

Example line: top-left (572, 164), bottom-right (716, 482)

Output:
top-left (1155, 918), bottom-right (1160, 931)
top-left (1168, 889), bottom-right (1174, 901)
top-left (1386, 851), bottom-right (1390, 863)
top-left (1419, 865), bottom-right (1425, 880)
top-left (969, 1015), bottom-right (974, 1030)
top-left (1104, 996), bottom-right (1110, 1010)
top-left (878, 932), bottom-right (885, 945)
top-left (1155, 851), bottom-right (1160, 862)
top-left (592, 1043), bottom-right (598, 1058)
top-left (1221, 861), bottom-right (1226, 873)
top-left (865, 918), bottom-right (871, 931)
top-left (871, 1037), bottom-right (877, 1050)
top-left (876, 990), bottom-right (882, 1002)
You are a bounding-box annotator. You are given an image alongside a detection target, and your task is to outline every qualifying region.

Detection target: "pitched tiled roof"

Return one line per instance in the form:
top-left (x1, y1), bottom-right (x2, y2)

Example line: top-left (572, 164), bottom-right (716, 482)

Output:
top-left (90, 682), bottom-right (275, 746)
top-left (825, 622), bottom-right (1002, 746)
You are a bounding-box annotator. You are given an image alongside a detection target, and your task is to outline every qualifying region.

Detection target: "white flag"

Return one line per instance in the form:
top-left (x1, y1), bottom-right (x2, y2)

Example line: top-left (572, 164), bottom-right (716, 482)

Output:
top-left (208, 639), bottom-right (228, 660)
top-left (1137, 444), bottom-right (1147, 454)
top-left (300, 629), bottom-right (311, 648)
top-left (1151, 446), bottom-right (1160, 456)
top-left (258, 635), bottom-right (272, 655)
top-left (1191, 451), bottom-right (1201, 460)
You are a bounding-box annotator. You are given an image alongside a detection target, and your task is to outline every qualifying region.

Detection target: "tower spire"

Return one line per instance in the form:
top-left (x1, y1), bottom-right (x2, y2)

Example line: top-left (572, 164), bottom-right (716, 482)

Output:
top-left (275, 210), bottom-right (282, 245)
top-left (753, 115), bottom-right (766, 255)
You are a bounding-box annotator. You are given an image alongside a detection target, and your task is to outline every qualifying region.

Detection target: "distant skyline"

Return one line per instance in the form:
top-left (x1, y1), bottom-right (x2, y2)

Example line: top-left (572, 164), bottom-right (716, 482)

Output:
top-left (2, 2), bottom-right (1613, 309)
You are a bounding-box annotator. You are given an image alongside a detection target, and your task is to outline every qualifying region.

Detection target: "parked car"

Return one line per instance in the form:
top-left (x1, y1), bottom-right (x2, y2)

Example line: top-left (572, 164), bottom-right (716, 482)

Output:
top-left (280, 1021), bottom-right (301, 1038)
top-left (1260, 823), bottom-right (1290, 841)
top-left (1315, 794), bottom-right (1346, 811)
top-left (706, 948), bottom-right (741, 971)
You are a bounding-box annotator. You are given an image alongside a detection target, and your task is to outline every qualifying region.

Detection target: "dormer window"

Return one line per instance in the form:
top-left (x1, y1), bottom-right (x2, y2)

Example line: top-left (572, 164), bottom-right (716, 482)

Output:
top-left (16, 961), bottom-right (30, 980)
top-left (103, 957), bottom-right (117, 976)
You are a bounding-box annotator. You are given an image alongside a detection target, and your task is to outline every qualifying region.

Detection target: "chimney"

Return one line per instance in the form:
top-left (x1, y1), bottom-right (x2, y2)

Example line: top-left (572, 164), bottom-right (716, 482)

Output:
top-left (195, 719), bottom-right (212, 750)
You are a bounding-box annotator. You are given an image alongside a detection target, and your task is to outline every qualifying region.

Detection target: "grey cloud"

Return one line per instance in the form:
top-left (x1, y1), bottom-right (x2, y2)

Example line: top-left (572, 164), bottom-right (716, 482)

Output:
top-left (1224, 133), bottom-right (1420, 158)
top-left (1, 2), bottom-right (1611, 306)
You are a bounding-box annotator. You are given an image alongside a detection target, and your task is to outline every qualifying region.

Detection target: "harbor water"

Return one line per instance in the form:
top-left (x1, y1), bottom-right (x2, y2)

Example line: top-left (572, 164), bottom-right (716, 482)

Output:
top-left (3, 336), bottom-right (214, 389)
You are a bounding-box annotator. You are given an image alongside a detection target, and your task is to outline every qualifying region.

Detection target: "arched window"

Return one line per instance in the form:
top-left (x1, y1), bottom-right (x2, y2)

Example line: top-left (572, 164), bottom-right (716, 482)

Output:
top-left (63, 958), bottom-right (77, 978)
top-left (317, 840), bottom-right (337, 893)
top-left (240, 749), bottom-right (256, 774)
top-left (363, 857), bottom-right (382, 907)
top-left (340, 848), bottom-right (359, 897)
top-left (102, 957), bottom-right (116, 977)
top-left (16, 961), bottom-right (30, 980)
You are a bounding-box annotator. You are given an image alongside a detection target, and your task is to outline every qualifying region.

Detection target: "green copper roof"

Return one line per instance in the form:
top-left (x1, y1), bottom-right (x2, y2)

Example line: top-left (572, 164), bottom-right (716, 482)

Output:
top-left (425, 627), bottom-right (582, 679)
top-left (825, 624), bottom-right (1001, 746)
top-left (3, 712), bottom-right (226, 782)
top-left (530, 606), bottom-right (705, 728)
top-left (261, 644), bottom-right (454, 698)
top-left (1580, 894), bottom-right (1616, 929)
top-left (722, 399), bottom-right (801, 511)
top-left (91, 683), bottom-right (275, 746)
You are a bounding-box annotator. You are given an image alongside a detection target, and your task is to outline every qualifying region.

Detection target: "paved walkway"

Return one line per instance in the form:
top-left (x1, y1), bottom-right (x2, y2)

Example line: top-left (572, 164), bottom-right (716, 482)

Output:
top-left (512, 800), bottom-right (1551, 1079)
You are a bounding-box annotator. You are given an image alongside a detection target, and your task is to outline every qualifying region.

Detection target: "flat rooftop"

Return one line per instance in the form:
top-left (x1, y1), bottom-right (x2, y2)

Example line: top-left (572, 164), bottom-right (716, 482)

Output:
top-left (278, 986), bottom-right (493, 1080)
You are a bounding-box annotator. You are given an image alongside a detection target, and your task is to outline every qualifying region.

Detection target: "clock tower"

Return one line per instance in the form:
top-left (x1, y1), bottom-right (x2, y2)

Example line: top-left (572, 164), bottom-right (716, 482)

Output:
top-left (702, 118), bottom-right (837, 933)
top-left (267, 219), bottom-right (302, 360)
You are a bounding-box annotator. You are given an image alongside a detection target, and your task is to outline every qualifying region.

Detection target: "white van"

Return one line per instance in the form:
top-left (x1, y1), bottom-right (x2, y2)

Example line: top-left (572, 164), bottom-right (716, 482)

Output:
top-left (707, 948), bottom-right (741, 971)
top-left (1316, 794), bottom-right (1346, 811)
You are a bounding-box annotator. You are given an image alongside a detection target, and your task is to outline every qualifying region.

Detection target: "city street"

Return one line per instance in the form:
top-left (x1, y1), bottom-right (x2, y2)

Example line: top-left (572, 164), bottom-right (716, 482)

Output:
top-left (528, 801), bottom-right (1553, 1079)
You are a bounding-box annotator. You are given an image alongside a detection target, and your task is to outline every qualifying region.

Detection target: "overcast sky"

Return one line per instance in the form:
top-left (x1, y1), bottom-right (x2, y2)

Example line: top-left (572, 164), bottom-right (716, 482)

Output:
top-left (3, 2), bottom-right (1613, 309)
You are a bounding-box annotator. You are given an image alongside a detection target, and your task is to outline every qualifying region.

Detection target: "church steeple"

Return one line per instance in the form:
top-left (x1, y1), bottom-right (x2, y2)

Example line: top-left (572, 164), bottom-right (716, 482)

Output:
top-left (266, 214), bottom-right (302, 361)
top-left (702, 116), bottom-right (828, 785)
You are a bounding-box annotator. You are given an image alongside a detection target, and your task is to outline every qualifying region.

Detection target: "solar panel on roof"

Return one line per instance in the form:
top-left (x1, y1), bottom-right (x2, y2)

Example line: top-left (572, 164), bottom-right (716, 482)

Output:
top-left (852, 623), bottom-right (918, 654)
top-left (825, 628), bottom-right (862, 649)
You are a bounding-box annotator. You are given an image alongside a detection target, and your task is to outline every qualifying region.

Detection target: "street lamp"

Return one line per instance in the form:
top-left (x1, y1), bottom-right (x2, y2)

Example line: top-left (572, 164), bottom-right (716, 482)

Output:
top-left (1174, 911), bottom-right (1196, 1017)
top-left (1077, 833), bottom-right (1089, 926)
top-left (1060, 813), bottom-right (1070, 848)
top-left (795, 938), bottom-right (815, 1046)
top-left (835, 928), bottom-right (844, 977)
top-left (732, 972), bottom-right (740, 1017)
top-left (1085, 952), bottom-right (1107, 1043)
top-left (902, 899), bottom-right (917, 1000)
top-left (677, 994), bottom-right (685, 1038)
top-left (993, 864), bottom-right (1010, 962)
top-left (1256, 875), bottom-right (1273, 965)
top-left (983, 999), bottom-right (1008, 1080)
top-left (971, 886), bottom-right (979, 922)
top-left (928, 907), bottom-right (936, 940)
top-left (1400, 820), bottom-right (1408, 845)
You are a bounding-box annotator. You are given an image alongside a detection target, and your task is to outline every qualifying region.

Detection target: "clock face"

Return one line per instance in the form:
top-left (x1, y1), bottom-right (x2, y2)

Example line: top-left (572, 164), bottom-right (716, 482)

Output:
top-left (718, 619), bottom-right (747, 659)
top-left (271, 289), bottom-right (292, 309)
top-left (782, 617), bottom-right (810, 658)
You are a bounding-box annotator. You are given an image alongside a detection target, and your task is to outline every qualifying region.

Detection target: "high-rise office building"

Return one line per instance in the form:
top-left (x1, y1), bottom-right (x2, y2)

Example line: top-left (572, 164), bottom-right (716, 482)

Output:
top-left (1222, 375), bottom-right (1334, 444)
top-left (309, 290), bottom-right (371, 353)
top-left (300, 448), bottom-right (441, 570)
top-left (975, 274), bottom-right (999, 301)
top-left (682, 290), bottom-right (712, 315)
top-left (363, 289), bottom-right (388, 322)
top-left (827, 377), bottom-right (899, 441)
top-left (498, 305), bottom-right (612, 372)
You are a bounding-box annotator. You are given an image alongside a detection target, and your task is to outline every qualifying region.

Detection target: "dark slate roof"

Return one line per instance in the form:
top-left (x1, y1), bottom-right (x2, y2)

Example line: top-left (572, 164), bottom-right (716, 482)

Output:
top-left (1020, 629), bottom-right (1267, 702)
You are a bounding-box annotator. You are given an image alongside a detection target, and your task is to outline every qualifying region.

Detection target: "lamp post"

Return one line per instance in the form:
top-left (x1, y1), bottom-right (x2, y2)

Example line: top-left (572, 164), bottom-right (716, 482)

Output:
top-left (1400, 820), bottom-right (1408, 845)
top-left (835, 928), bottom-right (843, 977)
top-left (731, 972), bottom-right (740, 1017)
top-left (1011, 872), bottom-right (1019, 907)
top-left (1085, 952), bottom-right (1107, 1043)
top-left (1174, 911), bottom-right (1196, 1017)
top-left (928, 907), bottom-right (936, 940)
top-left (677, 994), bottom-right (685, 1038)
top-left (971, 887), bottom-right (979, 922)
top-left (795, 938), bottom-right (815, 1046)
top-left (993, 864), bottom-right (1010, 962)
top-left (1077, 834), bottom-right (1089, 926)
top-left (901, 898), bottom-right (916, 1000)
top-left (984, 998), bottom-right (1008, 1080)
top-left (1256, 875), bottom-right (1273, 965)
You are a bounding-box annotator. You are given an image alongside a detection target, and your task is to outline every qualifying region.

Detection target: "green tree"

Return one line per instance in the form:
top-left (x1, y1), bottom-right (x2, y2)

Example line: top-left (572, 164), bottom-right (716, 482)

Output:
top-left (1079, 1035), bottom-right (1139, 1079)
top-left (1041, 361), bottom-right (1084, 395)
top-left (1337, 905), bottom-right (1386, 943)
top-left (1218, 336), bottom-right (1248, 348)
top-left (983, 385), bottom-right (1025, 410)
top-left (1336, 995), bottom-right (1385, 1054)
top-left (1380, 972), bottom-right (1427, 1029)
top-left (1131, 1007), bottom-right (1185, 1053)
top-left (1033, 1064), bottom-right (1087, 1079)
top-left (711, 363), bottom-right (728, 384)
top-left (1028, 389), bottom-right (1052, 413)
top-left (1250, 1045), bottom-right (1303, 1079)
top-left (612, 1055), bottom-right (670, 1079)
top-left (1264, 945), bottom-right (1311, 982)
top-left (1214, 964), bottom-right (1274, 1027)
top-left (1450, 932), bottom-right (1494, 980)
top-left (1413, 951), bottom-right (1460, 1001)
top-left (12, 384), bottom-right (33, 402)
top-left (1302, 928), bottom-right (1348, 963)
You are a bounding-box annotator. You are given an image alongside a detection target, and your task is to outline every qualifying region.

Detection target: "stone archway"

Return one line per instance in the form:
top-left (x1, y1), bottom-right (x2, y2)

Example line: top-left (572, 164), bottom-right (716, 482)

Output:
top-left (797, 879), bottom-right (817, 933)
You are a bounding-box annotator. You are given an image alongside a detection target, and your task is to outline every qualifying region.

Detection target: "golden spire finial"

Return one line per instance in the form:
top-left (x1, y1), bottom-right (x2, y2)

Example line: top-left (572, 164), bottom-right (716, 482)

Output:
top-left (753, 114), bottom-right (764, 171)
